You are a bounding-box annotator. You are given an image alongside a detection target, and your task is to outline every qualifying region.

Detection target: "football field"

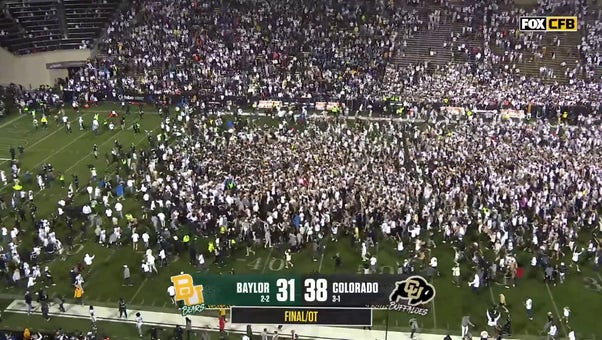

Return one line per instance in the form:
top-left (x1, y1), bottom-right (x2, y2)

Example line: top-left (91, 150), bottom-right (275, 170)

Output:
top-left (0, 103), bottom-right (600, 340)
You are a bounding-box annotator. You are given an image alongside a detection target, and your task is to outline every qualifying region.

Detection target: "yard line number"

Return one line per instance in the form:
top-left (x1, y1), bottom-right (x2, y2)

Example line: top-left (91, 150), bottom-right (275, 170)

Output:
top-left (583, 276), bottom-right (602, 294)
top-left (248, 257), bottom-right (284, 272)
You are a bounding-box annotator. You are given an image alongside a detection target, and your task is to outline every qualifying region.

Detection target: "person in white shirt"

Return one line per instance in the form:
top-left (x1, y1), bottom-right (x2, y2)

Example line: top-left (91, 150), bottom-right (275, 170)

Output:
top-left (157, 212), bottom-right (166, 227)
top-left (167, 285), bottom-right (176, 304)
top-left (10, 228), bottom-right (18, 243)
top-left (197, 253), bottom-right (205, 269)
top-left (568, 328), bottom-right (576, 340)
top-left (27, 276), bottom-right (36, 289)
top-left (105, 208), bottom-right (113, 219)
top-left (572, 247), bottom-right (583, 272)
top-left (396, 239), bottom-right (404, 254)
top-left (452, 263), bottom-right (461, 287)
top-left (142, 232), bottom-right (150, 248)
top-left (468, 273), bottom-right (480, 292)
top-left (486, 307), bottom-right (500, 328)
top-left (1, 227), bottom-right (7, 243)
top-left (147, 254), bottom-right (158, 273)
top-left (361, 242), bottom-right (368, 261)
top-left (159, 248), bottom-right (167, 267)
top-left (142, 262), bottom-right (150, 277)
top-left (369, 256), bottom-right (377, 273)
top-left (84, 254), bottom-right (95, 266)
top-left (132, 232), bottom-right (140, 251)
top-left (115, 202), bottom-right (123, 219)
top-left (90, 305), bottom-right (97, 326)
top-left (525, 298), bottom-right (534, 320)
top-left (99, 229), bottom-right (107, 245)
top-left (75, 273), bottom-right (85, 286)
top-left (429, 257), bottom-right (439, 276)
top-left (285, 249), bottom-right (293, 269)
top-left (548, 323), bottom-right (558, 339)
top-left (135, 312), bottom-right (143, 337)
top-left (563, 306), bottom-right (571, 324)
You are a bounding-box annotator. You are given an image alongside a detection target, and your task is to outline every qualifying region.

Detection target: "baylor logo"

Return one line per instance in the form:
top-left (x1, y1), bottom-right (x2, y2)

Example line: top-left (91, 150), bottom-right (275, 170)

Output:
top-left (171, 274), bottom-right (206, 316)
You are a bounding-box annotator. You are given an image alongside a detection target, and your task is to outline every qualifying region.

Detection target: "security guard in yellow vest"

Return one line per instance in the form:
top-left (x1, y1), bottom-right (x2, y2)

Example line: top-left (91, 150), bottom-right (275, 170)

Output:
top-left (396, 107), bottom-right (404, 116)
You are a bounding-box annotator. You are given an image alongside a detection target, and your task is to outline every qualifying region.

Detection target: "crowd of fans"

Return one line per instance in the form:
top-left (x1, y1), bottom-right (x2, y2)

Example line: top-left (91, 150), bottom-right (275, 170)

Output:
top-left (0, 0), bottom-right (601, 339)
top-left (2, 103), bottom-right (601, 338)
top-left (31, 0), bottom-right (594, 115)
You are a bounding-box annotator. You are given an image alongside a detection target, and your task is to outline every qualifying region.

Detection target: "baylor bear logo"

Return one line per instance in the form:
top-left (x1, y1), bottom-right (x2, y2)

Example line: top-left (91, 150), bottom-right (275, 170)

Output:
top-left (389, 275), bottom-right (436, 306)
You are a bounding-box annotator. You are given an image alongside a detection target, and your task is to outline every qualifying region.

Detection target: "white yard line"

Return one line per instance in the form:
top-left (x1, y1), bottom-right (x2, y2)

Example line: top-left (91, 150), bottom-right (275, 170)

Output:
top-left (431, 279), bottom-right (438, 329)
top-left (0, 114), bottom-right (25, 128)
top-left (130, 278), bottom-right (148, 303)
top-left (0, 127), bottom-right (79, 193)
top-left (318, 252), bottom-right (325, 273)
top-left (63, 123), bottom-right (140, 173)
top-left (18, 125), bottom-right (64, 151)
top-left (37, 130), bottom-right (91, 165)
top-left (489, 286), bottom-right (496, 305)
top-left (545, 283), bottom-right (567, 335)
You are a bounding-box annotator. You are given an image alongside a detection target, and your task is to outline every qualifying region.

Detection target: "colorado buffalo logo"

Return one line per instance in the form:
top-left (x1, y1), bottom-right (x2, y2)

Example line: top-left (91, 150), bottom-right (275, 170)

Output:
top-left (389, 275), bottom-right (436, 306)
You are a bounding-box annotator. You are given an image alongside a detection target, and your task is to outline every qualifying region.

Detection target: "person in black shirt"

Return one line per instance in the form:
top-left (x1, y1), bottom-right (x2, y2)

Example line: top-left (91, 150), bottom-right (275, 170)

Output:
top-left (56, 296), bottom-right (66, 312)
top-left (41, 301), bottom-right (50, 321)
top-left (118, 298), bottom-right (127, 318)
top-left (37, 289), bottom-right (48, 303)
top-left (150, 327), bottom-right (158, 340)
top-left (333, 253), bottom-right (342, 268)
top-left (174, 326), bottom-right (183, 340)
top-left (24, 291), bottom-right (33, 315)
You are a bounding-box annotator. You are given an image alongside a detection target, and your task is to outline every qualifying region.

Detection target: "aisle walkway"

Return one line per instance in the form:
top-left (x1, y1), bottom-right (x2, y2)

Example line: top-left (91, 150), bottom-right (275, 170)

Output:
top-left (5, 299), bottom-right (455, 340)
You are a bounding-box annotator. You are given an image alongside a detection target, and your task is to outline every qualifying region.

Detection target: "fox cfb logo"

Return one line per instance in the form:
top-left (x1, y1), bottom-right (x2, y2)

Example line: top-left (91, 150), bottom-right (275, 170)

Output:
top-left (388, 275), bottom-right (436, 315)
top-left (170, 274), bottom-right (206, 316)
top-left (519, 16), bottom-right (578, 32)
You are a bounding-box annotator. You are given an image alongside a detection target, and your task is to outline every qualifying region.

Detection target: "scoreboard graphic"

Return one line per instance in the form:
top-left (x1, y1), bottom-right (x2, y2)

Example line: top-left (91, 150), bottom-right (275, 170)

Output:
top-left (170, 273), bottom-right (436, 326)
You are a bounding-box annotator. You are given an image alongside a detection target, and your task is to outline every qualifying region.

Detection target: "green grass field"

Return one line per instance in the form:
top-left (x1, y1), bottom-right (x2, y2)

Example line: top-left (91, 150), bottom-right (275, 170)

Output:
top-left (0, 103), bottom-right (601, 340)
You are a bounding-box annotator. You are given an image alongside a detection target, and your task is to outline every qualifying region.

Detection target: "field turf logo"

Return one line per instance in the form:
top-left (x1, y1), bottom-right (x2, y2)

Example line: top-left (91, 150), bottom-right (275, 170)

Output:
top-left (388, 275), bottom-right (435, 315)
top-left (519, 16), bottom-right (577, 31)
top-left (171, 274), bottom-right (206, 316)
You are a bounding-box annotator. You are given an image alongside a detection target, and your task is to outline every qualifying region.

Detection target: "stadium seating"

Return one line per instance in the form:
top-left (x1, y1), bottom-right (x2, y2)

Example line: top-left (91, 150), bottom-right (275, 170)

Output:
top-left (0, 0), bottom-right (121, 55)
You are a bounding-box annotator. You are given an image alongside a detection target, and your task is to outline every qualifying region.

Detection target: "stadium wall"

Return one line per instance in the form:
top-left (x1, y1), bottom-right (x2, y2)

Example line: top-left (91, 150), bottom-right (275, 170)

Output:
top-left (0, 47), bottom-right (91, 88)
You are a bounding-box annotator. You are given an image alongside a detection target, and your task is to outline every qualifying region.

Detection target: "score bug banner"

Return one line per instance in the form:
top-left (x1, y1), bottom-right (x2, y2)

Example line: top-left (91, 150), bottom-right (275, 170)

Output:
top-left (170, 273), bottom-right (435, 314)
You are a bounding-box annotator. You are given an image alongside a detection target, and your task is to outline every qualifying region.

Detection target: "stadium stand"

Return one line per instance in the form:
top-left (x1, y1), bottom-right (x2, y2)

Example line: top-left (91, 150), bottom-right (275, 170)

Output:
top-left (0, 0), bottom-right (122, 55)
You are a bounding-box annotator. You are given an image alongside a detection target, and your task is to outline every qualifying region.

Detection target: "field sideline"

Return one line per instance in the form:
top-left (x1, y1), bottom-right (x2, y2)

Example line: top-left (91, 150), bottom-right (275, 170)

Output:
top-left (0, 103), bottom-right (600, 340)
